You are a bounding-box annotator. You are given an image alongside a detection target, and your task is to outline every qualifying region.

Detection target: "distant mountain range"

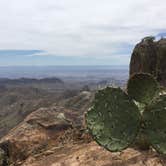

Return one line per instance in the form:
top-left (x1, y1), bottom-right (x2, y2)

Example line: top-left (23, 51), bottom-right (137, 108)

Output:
top-left (0, 77), bottom-right (64, 85)
top-left (0, 66), bottom-right (128, 80)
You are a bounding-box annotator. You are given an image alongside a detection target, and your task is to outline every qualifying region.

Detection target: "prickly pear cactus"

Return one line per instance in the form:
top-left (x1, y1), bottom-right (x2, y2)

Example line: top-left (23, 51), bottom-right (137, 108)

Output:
top-left (143, 95), bottom-right (166, 154)
top-left (86, 73), bottom-right (166, 154)
top-left (85, 87), bottom-right (141, 152)
top-left (127, 73), bottom-right (159, 104)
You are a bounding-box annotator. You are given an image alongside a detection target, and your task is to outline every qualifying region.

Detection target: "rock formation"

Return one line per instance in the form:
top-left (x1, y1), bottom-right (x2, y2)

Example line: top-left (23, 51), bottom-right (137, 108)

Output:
top-left (0, 91), bottom-right (94, 165)
top-left (0, 106), bottom-right (86, 164)
top-left (130, 37), bottom-right (166, 86)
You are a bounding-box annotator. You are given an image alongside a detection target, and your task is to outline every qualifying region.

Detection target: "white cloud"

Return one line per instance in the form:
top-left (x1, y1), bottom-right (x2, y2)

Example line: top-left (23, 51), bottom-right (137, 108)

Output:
top-left (0, 0), bottom-right (165, 57)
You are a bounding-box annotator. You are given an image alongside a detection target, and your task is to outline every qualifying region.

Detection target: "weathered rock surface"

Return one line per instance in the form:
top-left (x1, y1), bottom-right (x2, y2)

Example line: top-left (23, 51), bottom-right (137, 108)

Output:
top-left (0, 91), bottom-right (94, 165)
top-left (61, 91), bottom-right (93, 114)
top-left (130, 37), bottom-right (166, 86)
top-left (0, 106), bottom-right (83, 164)
top-left (21, 142), bottom-right (165, 166)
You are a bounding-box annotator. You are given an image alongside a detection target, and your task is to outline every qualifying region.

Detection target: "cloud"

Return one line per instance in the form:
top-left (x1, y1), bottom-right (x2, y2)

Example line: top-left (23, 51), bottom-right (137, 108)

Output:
top-left (0, 0), bottom-right (165, 64)
top-left (0, 50), bottom-right (44, 56)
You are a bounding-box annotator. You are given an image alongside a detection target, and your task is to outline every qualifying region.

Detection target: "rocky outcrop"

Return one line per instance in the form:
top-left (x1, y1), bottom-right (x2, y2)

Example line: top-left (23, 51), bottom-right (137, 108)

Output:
top-left (0, 91), bottom-right (94, 165)
top-left (0, 106), bottom-right (84, 164)
top-left (0, 81), bottom-right (95, 164)
top-left (21, 142), bottom-right (166, 166)
top-left (130, 37), bottom-right (166, 86)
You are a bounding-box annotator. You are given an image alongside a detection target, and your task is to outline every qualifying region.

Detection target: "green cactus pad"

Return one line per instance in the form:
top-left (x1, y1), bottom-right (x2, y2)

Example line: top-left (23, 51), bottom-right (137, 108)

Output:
top-left (143, 95), bottom-right (166, 154)
top-left (127, 73), bottom-right (159, 104)
top-left (85, 87), bottom-right (141, 152)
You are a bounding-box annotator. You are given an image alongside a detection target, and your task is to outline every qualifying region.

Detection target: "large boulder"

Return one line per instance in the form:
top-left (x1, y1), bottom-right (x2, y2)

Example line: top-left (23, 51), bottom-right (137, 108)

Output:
top-left (0, 106), bottom-right (79, 164)
top-left (130, 37), bottom-right (166, 87)
top-left (0, 103), bottom-right (93, 165)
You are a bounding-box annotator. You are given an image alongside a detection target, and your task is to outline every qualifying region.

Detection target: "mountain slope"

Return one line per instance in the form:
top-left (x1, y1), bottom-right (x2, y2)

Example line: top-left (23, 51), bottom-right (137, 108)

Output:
top-left (0, 86), bottom-right (63, 138)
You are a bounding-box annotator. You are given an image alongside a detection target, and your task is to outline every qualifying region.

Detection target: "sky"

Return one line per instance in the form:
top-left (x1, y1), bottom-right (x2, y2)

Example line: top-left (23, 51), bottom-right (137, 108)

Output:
top-left (0, 0), bottom-right (166, 66)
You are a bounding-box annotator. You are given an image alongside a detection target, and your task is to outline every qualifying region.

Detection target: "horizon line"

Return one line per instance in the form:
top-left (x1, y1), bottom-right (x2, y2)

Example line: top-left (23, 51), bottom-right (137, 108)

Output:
top-left (0, 64), bottom-right (129, 67)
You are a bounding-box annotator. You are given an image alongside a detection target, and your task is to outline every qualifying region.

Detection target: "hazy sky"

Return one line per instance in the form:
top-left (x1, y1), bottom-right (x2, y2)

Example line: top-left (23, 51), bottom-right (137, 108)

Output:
top-left (0, 0), bottom-right (165, 66)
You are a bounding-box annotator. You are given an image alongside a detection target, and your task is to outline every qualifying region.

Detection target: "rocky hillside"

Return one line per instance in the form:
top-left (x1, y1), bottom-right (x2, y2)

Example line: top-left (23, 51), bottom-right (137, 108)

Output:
top-left (0, 91), bottom-right (94, 165)
top-left (0, 90), bottom-right (166, 166)
top-left (0, 86), bottom-right (64, 138)
top-left (130, 37), bottom-right (166, 86)
top-left (0, 77), bottom-right (88, 139)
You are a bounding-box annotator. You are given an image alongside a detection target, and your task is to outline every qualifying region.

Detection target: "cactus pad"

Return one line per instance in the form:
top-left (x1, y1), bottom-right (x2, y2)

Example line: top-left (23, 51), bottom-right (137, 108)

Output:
top-left (85, 87), bottom-right (141, 152)
top-left (127, 73), bottom-right (159, 104)
top-left (143, 95), bottom-right (166, 154)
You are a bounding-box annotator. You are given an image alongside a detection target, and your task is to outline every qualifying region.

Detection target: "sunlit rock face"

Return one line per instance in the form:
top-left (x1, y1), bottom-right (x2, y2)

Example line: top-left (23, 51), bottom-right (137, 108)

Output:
top-left (130, 37), bottom-right (166, 87)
